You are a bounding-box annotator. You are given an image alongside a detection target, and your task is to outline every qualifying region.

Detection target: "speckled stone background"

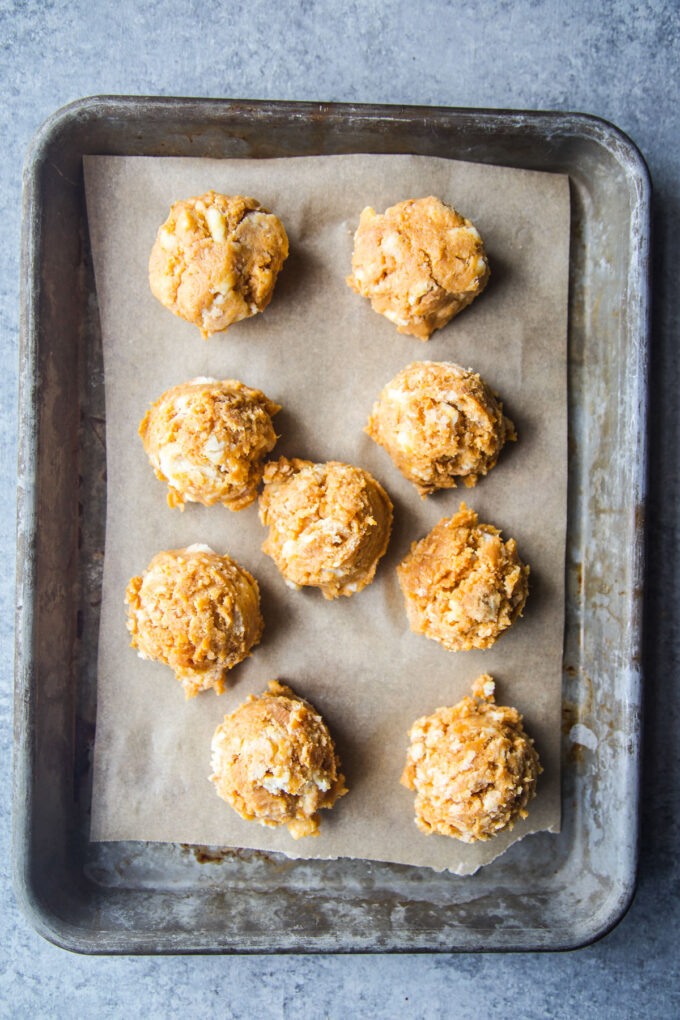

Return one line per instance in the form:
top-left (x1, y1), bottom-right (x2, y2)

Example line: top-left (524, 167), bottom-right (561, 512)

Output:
top-left (2, 1), bottom-right (678, 1016)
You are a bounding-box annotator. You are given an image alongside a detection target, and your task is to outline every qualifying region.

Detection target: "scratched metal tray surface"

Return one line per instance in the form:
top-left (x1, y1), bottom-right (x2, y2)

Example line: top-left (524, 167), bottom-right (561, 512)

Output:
top-left (14, 98), bottom-right (649, 953)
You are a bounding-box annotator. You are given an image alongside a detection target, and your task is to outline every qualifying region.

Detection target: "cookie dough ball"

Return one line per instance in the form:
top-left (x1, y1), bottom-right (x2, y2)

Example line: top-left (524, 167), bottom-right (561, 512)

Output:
top-left (401, 675), bottom-right (541, 842)
top-left (346, 197), bottom-right (489, 340)
top-left (139, 377), bottom-right (280, 510)
top-left (259, 457), bottom-right (393, 599)
top-left (366, 361), bottom-right (516, 495)
top-left (396, 504), bottom-right (529, 651)
top-left (149, 191), bottom-right (289, 337)
top-left (125, 545), bottom-right (263, 697)
top-left (210, 680), bottom-right (347, 838)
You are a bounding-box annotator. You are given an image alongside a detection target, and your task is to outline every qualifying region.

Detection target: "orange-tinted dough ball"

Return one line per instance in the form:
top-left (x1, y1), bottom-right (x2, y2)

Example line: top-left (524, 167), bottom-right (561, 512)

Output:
top-left (259, 457), bottom-right (393, 599)
top-left (366, 361), bottom-right (515, 495)
top-left (401, 676), bottom-right (541, 842)
top-left (149, 191), bottom-right (288, 337)
top-left (125, 545), bottom-right (263, 697)
top-left (346, 196), bottom-right (489, 340)
top-left (210, 680), bottom-right (347, 838)
top-left (397, 504), bottom-right (529, 651)
top-left (139, 377), bottom-right (280, 510)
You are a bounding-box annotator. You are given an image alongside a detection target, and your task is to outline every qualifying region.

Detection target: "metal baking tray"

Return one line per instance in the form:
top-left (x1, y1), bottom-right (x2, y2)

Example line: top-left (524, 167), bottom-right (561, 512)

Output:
top-left (14, 97), bottom-right (649, 953)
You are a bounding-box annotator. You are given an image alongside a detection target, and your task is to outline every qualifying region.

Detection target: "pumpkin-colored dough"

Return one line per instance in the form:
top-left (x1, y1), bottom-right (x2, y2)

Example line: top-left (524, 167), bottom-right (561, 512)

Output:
top-left (366, 361), bottom-right (515, 495)
top-left (396, 504), bottom-right (529, 651)
top-left (148, 191), bottom-right (288, 337)
top-left (139, 377), bottom-right (280, 510)
top-left (125, 545), bottom-right (263, 697)
top-left (346, 196), bottom-right (489, 340)
top-left (210, 680), bottom-right (347, 838)
top-left (401, 675), bottom-right (541, 842)
top-left (259, 457), bottom-right (393, 599)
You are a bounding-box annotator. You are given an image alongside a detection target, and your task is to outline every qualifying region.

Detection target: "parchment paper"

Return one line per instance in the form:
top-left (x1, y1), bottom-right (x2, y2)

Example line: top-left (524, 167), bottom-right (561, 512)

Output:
top-left (84, 153), bottom-right (570, 874)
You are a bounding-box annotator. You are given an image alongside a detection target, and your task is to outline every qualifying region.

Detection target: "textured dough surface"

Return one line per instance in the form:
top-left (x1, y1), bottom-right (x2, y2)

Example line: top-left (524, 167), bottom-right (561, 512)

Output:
top-left (346, 196), bottom-right (489, 340)
top-left (125, 545), bottom-right (263, 697)
top-left (259, 457), bottom-right (393, 599)
top-left (366, 361), bottom-right (515, 495)
top-left (139, 377), bottom-right (280, 510)
top-left (401, 675), bottom-right (541, 842)
top-left (397, 504), bottom-right (529, 651)
top-left (148, 191), bottom-right (288, 337)
top-left (210, 680), bottom-right (347, 838)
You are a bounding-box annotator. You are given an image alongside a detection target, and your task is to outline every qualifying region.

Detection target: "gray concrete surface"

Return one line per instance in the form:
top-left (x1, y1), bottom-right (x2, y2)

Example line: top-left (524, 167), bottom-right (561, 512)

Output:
top-left (1, 0), bottom-right (678, 1016)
